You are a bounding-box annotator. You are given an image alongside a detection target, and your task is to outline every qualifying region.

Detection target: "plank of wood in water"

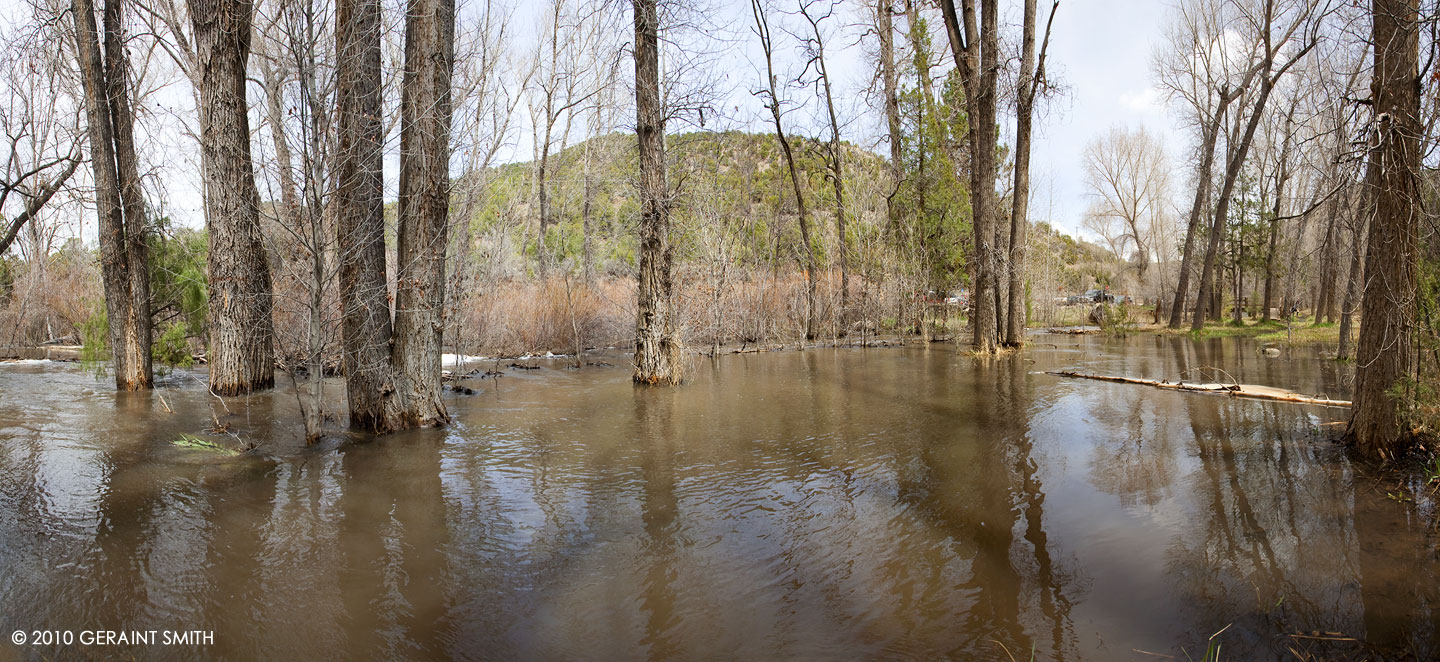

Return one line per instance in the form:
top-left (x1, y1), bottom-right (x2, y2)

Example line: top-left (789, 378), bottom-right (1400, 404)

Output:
top-left (1045, 370), bottom-right (1351, 408)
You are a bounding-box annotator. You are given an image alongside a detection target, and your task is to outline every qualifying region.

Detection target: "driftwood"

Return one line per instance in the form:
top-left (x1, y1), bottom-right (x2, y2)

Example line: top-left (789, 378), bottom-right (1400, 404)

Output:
top-left (1045, 327), bottom-right (1100, 335)
top-left (1046, 370), bottom-right (1350, 408)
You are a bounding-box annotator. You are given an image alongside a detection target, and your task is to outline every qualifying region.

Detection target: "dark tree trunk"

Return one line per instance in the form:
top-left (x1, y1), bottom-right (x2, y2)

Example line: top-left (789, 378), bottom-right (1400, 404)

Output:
top-left (940, 0), bottom-right (1000, 353)
top-left (632, 0), bottom-right (679, 384)
top-left (1349, 0), bottom-right (1421, 458)
top-left (73, 0), bottom-right (151, 390)
top-left (334, 0), bottom-right (399, 430)
top-left (811, 23), bottom-right (849, 332)
top-left (877, 0), bottom-right (903, 237)
top-left (190, 0), bottom-right (275, 395)
top-left (1315, 203), bottom-right (1340, 322)
top-left (392, 0), bottom-right (455, 427)
top-left (1005, 0), bottom-right (1055, 347)
top-left (1193, 67), bottom-right (1278, 331)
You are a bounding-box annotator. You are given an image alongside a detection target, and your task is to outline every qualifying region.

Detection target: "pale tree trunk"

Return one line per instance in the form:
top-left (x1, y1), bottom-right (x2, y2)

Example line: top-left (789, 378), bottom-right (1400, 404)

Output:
top-left (1350, 0), bottom-right (1421, 458)
top-left (1337, 198), bottom-right (1367, 361)
top-left (876, 0), bottom-right (902, 237)
top-left (1005, 0), bottom-right (1056, 347)
top-left (752, 0), bottom-right (817, 341)
top-left (73, 0), bottom-right (151, 390)
top-left (940, 0), bottom-right (1000, 353)
top-left (190, 0), bottom-right (275, 395)
top-left (803, 5), bottom-right (849, 332)
top-left (632, 0), bottom-right (679, 384)
top-left (392, 0), bottom-right (455, 427)
top-left (335, 0), bottom-right (400, 430)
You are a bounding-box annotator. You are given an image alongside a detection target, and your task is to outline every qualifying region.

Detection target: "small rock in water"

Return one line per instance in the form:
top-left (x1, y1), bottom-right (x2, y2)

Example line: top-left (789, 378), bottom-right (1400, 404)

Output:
top-left (1263, 347), bottom-right (1281, 357)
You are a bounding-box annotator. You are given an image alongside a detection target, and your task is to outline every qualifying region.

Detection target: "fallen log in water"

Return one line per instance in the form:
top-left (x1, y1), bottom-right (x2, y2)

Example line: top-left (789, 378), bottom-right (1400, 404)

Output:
top-left (1046, 370), bottom-right (1351, 408)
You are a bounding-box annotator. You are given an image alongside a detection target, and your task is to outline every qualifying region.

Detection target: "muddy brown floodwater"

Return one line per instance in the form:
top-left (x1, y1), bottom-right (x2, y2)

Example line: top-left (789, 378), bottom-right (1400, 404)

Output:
top-left (1, 335), bottom-right (1438, 661)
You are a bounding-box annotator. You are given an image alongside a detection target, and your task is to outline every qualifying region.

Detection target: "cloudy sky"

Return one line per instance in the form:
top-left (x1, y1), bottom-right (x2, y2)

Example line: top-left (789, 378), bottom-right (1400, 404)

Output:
top-left (2, 0), bottom-right (1192, 242)
top-left (501, 0), bottom-right (1192, 237)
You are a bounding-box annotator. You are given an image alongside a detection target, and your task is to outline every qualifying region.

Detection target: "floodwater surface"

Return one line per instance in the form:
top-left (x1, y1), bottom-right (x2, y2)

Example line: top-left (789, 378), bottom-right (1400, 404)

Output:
top-left (1, 336), bottom-right (1437, 661)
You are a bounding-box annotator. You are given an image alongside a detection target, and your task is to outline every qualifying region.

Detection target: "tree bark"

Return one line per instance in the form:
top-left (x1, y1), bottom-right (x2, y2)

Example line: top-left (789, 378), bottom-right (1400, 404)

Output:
top-left (876, 0), bottom-right (903, 237)
top-left (334, 0), bottom-right (399, 430)
top-left (190, 0), bottom-right (276, 395)
top-left (1005, 0), bottom-right (1055, 347)
top-left (940, 0), bottom-right (1000, 353)
top-left (632, 0), bottom-right (679, 384)
top-left (73, 0), bottom-right (152, 390)
top-left (1349, 0), bottom-right (1421, 458)
top-left (392, 0), bottom-right (455, 427)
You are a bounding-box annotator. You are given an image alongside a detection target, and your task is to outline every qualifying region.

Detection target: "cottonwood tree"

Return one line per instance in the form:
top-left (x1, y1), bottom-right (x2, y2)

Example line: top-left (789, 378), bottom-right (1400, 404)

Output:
top-left (1350, 0), bottom-right (1423, 457)
top-left (632, 0), bottom-right (680, 384)
top-left (1081, 126), bottom-right (1171, 290)
top-left (189, 0), bottom-right (275, 395)
top-left (1190, 0), bottom-right (1322, 331)
top-left (526, 0), bottom-right (611, 272)
top-left (71, 0), bottom-right (153, 390)
top-left (1004, 0), bottom-right (1058, 346)
top-left (798, 0), bottom-right (851, 329)
top-left (940, 0), bottom-right (1001, 353)
top-left (1157, 0), bottom-right (1266, 328)
top-left (333, 0), bottom-right (454, 432)
top-left (872, 0), bottom-right (903, 235)
top-left (751, 0), bottom-right (819, 341)
top-left (0, 44), bottom-right (81, 258)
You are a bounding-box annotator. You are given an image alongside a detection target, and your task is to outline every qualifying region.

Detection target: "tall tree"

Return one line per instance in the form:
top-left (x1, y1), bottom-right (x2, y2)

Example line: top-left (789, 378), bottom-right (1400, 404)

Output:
top-left (1004, 0), bottom-right (1057, 347)
top-left (751, 0), bottom-right (818, 341)
top-left (940, 0), bottom-right (1000, 353)
top-left (632, 0), bottom-right (680, 384)
top-left (334, 0), bottom-right (398, 429)
top-left (1158, 0), bottom-right (1264, 329)
top-left (1349, 0), bottom-right (1421, 457)
top-left (1191, 0), bottom-right (1317, 331)
top-left (392, 0), bottom-right (456, 427)
top-left (799, 0), bottom-right (851, 329)
top-left (874, 0), bottom-right (903, 236)
top-left (189, 0), bottom-right (275, 395)
top-left (72, 0), bottom-right (152, 390)
top-left (333, 0), bottom-right (454, 432)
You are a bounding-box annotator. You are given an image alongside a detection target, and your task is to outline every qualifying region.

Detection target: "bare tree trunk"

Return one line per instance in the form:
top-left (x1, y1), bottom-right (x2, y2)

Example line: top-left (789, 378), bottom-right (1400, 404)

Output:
top-left (632, 0), bottom-right (679, 384)
top-left (1350, 0), bottom-right (1420, 458)
top-left (335, 0), bottom-right (399, 430)
top-left (940, 0), bottom-right (1000, 353)
top-left (191, 0), bottom-right (275, 395)
top-left (1193, 72), bottom-right (1277, 330)
top-left (392, 0), bottom-right (455, 427)
top-left (1315, 203), bottom-right (1339, 321)
top-left (1005, 0), bottom-right (1055, 347)
top-left (73, 0), bottom-right (152, 390)
top-left (801, 2), bottom-right (849, 333)
top-left (1337, 200), bottom-right (1367, 361)
top-left (752, 0), bottom-right (817, 341)
top-left (876, 0), bottom-right (903, 237)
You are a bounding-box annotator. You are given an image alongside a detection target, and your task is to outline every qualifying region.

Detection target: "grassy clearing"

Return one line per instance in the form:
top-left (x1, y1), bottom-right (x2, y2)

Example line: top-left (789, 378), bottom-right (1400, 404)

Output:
top-left (1144, 316), bottom-right (1344, 346)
